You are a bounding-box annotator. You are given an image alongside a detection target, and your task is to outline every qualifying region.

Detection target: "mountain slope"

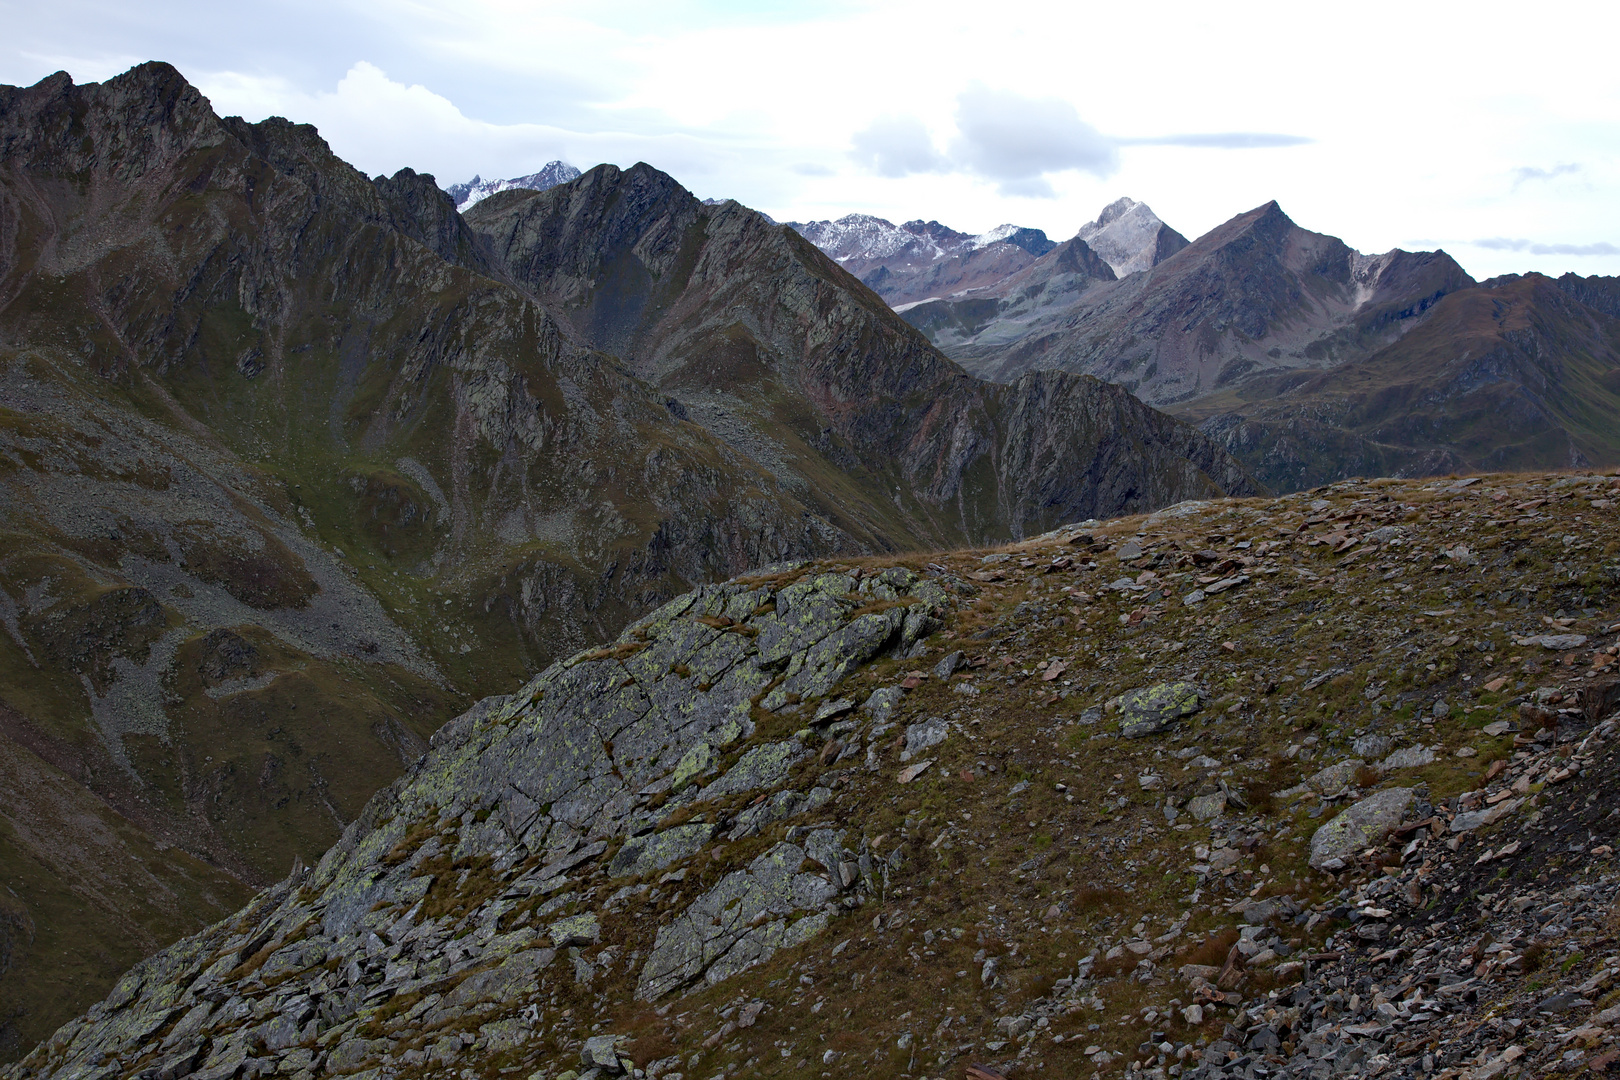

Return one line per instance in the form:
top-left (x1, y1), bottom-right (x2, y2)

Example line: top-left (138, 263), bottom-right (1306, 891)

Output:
top-left (0, 63), bottom-right (1262, 1055)
top-left (10, 470), bottom-right (1620, 1080)
top-left (0, 65), bottom-right (857, 1052)
top-left (466, 164), bottom-right (1261, 545)
top-left (1184, 273), bottom-right (1620, 489)
top-left (908, 202), bottom-right (1476, 410)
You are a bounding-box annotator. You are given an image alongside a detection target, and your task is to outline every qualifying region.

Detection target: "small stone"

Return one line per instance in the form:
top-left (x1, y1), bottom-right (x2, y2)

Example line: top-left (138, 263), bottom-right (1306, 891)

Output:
top-left (1187, 793), bottom-right (1227, 821)
top-left (580, 1034), bottom-right (625, 1073)
top-left (1116, 540), bottom-right (1144, 561)
top-left (900, 717), bottom-right (949, 762)
top-left (1482, 720), bottom-right (1513, 737)
top-left (813, 698), bottom-right (855, 723)
top-left (1182, 590), bottom-right (1206, 606)
top-left (1514, 633), bottom-right (1588, 650)
top-left (933, 651), bottom-right (965, 679)
top-left (897, 760), bottom-right (934, 784)
top-left (861, 686), bottom-right (904, 722)
top-left (1352, 735), bottom-right (1392, 760)
top-left (1379, 746), bottom-right (1435, 772)
top-left (1454, 746), bottom-right (1477, 758)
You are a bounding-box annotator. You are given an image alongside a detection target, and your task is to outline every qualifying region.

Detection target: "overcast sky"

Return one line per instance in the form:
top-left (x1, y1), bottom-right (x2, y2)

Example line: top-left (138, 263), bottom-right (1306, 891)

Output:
top-left (5, 0), bottom-right (1619, 279)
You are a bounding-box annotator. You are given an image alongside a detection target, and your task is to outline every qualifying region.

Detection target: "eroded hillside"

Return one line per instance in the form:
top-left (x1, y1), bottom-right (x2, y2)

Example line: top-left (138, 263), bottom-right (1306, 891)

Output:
top-left (9, 469), bottom-right (1620, 1080)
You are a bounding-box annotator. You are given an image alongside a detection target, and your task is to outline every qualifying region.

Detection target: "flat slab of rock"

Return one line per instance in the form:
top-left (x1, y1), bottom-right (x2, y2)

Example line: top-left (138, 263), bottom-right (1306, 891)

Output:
top-left (1114, 682), bottom-right (1203, 738)
top-left (1379, 745), bottom-right (1435, 772)
top-left (1309, 787), bottom-right (1415, 869)
top-left (1514, 633), bottom-right (1587, 650)
top-left (900, 717), bottom-right (948, 762)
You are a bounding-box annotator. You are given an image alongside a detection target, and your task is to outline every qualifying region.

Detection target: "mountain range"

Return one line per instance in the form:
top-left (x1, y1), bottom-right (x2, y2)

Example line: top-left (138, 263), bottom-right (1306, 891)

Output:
top-left (0, 64), bottom-right (1256, 1057)
top-left (785, 199), bottom-right (1620, 489)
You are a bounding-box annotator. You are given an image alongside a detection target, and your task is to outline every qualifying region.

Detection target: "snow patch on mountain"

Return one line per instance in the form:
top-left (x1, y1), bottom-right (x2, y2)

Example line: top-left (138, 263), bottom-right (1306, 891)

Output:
top-left (788, 214), bottom-right (1050, 264)
top-left (444, 162), bottom-right (581, 212)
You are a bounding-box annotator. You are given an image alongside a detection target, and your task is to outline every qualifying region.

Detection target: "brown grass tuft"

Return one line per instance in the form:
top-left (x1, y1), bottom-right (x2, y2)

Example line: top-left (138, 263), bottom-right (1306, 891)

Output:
top-left (1183, 927), bottom-right (1241, 968)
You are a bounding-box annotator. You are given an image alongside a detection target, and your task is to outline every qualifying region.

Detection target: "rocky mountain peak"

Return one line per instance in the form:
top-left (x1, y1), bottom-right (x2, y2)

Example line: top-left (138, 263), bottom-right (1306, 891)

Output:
top-left (443, 160), bottom-right (581, 212)
top-left (1076, 197), bottom-right (1190, 277)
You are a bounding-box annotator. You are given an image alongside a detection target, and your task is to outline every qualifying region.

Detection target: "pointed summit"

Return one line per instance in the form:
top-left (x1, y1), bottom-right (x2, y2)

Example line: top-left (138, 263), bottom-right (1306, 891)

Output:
top-left (1075, 197), bottom-right (1189, 276)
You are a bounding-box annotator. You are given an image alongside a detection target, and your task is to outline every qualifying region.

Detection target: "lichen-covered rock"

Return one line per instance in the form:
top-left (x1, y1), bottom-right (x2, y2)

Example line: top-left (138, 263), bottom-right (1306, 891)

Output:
top-left (727, 787), bottom-right (832, 841)
top-left (636, 839), bottom-right (841, 1000)
top-left (1309, 787), bottom-right (1415, 869)
top-left (700, 740), bottom-right (810, 801)
top-left (549, 913), bottom-right (600, 947)
top-left (1114, 682), bottom-right (1204, 737)
top-left (862, 686), bottom-right (904, 723)
top-left (901, 717), bottom-right (949, 762)
top-left (5, 565), bottom-right (947, 1080)
top-left (609, 824), bottom-right (716, 878)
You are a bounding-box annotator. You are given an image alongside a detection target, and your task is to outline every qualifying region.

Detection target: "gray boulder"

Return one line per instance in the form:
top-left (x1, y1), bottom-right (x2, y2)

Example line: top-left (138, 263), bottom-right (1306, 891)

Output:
top-left (1308, 787), bottom-right (1415, 870)
top-left (1113, 683), bottom-right (1203, 737)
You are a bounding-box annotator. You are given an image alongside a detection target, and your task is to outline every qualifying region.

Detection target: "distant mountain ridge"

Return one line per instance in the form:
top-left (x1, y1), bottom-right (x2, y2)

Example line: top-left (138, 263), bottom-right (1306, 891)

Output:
top-left (783, 214), bottom-right (1056, 307)
top-left (442, 161), bottom-right (580, 211)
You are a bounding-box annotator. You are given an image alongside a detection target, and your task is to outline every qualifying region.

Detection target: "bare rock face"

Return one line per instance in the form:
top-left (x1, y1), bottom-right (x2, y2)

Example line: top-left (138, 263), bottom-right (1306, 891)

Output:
top-left (2, 567), bottom-right (951, 1080)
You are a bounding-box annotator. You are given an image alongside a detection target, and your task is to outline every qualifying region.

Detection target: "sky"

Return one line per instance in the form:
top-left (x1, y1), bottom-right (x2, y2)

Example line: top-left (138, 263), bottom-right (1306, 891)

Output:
top-left (5, 0), bottom-right (1619, 279)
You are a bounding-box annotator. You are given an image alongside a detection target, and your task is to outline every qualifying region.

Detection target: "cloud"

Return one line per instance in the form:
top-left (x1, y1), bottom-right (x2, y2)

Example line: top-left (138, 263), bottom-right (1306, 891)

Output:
top-left (791, 162), bottom-right (835, 176)
top-left (196, 62), bottom-right (730, 185)
top-left (1121, 132), bottom-right (1314, 149)
top-left (848, 115), bottom-right (946, 178)
top-left (1510, 162), bottom-right (1581, 187)
top-left (948, 84), bottom-right (1120, 191)
top-left (847, 87), bottom-right (1309, 197)
top-left (1471, 237), bottom-right (1620, 256)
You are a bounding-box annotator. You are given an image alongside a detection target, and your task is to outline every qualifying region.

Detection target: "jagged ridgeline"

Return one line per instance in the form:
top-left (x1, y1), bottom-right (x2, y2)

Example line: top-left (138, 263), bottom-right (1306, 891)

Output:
top-left (0, 62), bottom-right (1258, 1058)
top-left (2, 566), bottom-right (952, 1080)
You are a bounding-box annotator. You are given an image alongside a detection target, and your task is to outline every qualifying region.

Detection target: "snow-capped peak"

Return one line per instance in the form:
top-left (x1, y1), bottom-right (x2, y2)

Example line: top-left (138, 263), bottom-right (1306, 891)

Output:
top-left (443, 162), bottom-right (582, 212)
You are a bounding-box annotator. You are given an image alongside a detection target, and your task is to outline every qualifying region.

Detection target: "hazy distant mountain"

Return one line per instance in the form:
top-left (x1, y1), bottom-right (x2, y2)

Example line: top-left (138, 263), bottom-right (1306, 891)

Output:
top-left (1077, 197), bottom-right (1189, 276)
top-left (784, 214), bottom-right (1055, 306)
top-left (443, 161), bottom-right (580, 211)
top-left (906, 200), bottom-right (1475, 407)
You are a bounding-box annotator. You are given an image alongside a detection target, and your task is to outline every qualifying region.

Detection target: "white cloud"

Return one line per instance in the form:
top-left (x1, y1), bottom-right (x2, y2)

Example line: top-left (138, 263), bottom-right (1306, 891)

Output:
top-left (197, 62), bottom-right (731, 186)
top-left (949, 85), bottom-right (1120, 195)
top-left (1471, 237), bottom-right (1619, 256)
top-left (849, 115), bottom-right (946, 179)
